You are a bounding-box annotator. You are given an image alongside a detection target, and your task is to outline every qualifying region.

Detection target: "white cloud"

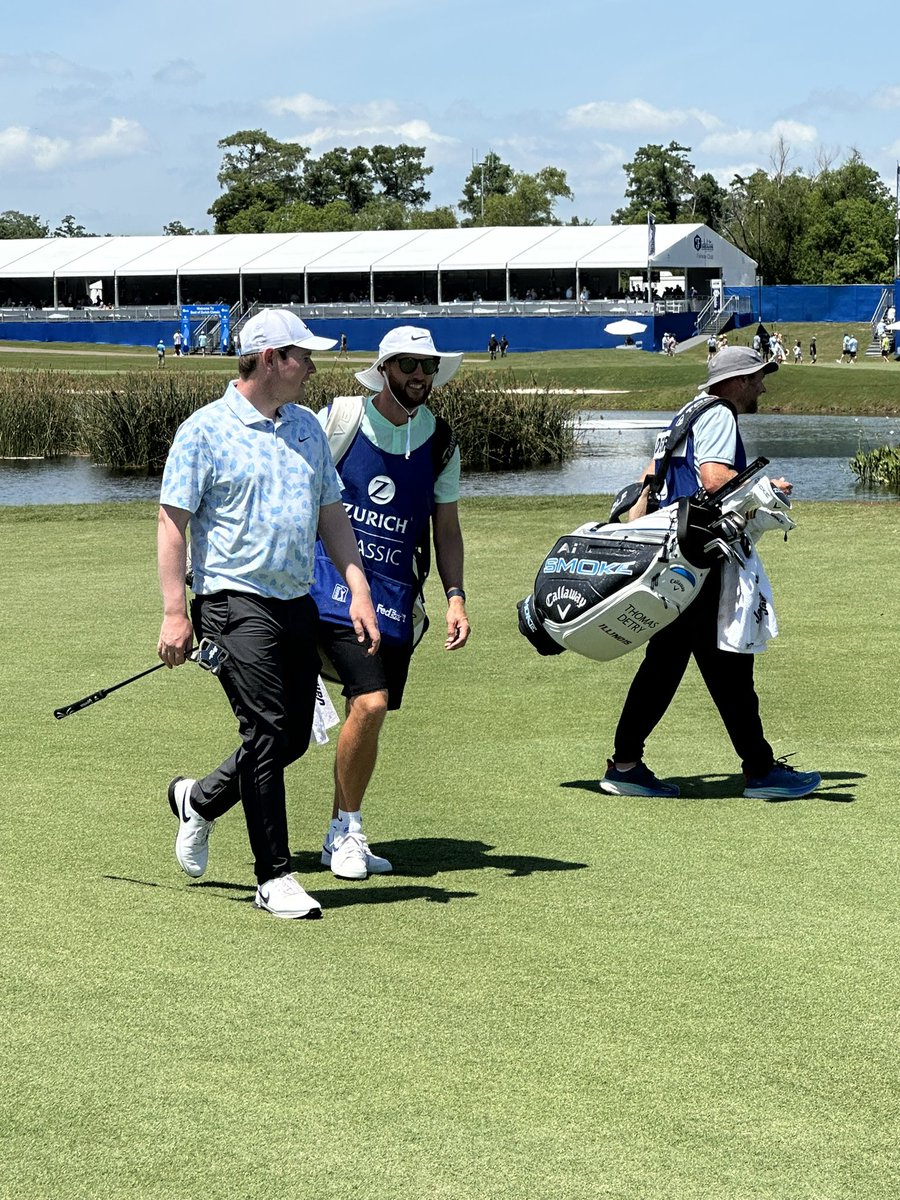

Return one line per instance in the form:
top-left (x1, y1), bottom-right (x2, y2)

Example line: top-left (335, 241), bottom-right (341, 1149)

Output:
top-left (872, 86), bottom-right (900, 110)
top-left (268, 94), bottom-right (457, 149)
top-left (700, 120), bottom-right (817, 157)
top-left (566, 98), bottom-right (722, 133)
top-left (153, 59), bottom-right (204, 86)
top-left (0, 117), bottom-right (147, 170)
top-left (76, 117), bottom-right (147, 161)
top-left (0, 126), bottom-right (69, 169)
top-left (269, 92), bottom-right (336, 119)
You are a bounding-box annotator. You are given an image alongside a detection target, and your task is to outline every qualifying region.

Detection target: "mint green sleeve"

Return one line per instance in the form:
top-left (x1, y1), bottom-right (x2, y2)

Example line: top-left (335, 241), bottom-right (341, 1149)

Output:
top-left (434, 445), bottom-right (461, 504)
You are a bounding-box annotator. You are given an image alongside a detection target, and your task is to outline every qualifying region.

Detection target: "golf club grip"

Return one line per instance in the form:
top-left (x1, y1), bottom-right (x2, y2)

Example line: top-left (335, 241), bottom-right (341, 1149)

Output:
top-left (54, 690), bottom-right (109, 719)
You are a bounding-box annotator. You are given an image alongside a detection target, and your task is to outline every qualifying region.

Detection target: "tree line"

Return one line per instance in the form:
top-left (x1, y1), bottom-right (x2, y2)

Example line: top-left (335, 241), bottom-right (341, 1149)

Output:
top-left (611, 140), bottom-right (897, 285)
top-left (1, 132), bottom-right (895, 284)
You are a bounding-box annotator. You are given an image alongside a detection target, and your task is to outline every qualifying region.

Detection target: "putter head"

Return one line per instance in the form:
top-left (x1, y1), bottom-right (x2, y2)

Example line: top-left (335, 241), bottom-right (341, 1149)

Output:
top-left (192, 638), bottom-right (229, 675)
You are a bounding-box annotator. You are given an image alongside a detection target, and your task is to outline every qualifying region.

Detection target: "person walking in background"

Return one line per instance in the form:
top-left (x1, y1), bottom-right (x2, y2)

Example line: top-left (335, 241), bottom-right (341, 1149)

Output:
top-left (499, 335), bottom-right (509, 357)
top-left (156, 309), bottom-right (379, 920)
top-left (848, 334), bottom-right (859, 363)
top-left (311, 327), bottom-right (471, 881)
top-left (809, 335), bottom-right (817, 363)
top-left (599, 346), bottom-right (821, 802)
top-left (793, 339), bottom-right (802, 364)
top-left (837, 333), bottom-right (851, 363)
top-left (156, 339), bottom-right (166, 367)
top-left (881, 332), bottom-right (892, 362)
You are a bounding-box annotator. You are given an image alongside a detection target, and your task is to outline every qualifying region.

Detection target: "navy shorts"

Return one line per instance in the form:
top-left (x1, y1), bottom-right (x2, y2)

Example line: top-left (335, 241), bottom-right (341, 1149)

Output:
top-left (317, 620), bottom-right (413, 711)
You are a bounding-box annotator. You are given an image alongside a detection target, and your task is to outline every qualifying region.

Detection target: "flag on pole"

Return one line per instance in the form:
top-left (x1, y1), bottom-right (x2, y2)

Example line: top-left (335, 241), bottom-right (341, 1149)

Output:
top-left (647, 211), bottom-right (656, 258)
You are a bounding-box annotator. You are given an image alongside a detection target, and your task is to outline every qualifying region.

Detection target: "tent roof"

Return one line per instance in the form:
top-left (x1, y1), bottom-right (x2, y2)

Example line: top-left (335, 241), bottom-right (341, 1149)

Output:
top-left (0, 225), bottom-right (755, 280)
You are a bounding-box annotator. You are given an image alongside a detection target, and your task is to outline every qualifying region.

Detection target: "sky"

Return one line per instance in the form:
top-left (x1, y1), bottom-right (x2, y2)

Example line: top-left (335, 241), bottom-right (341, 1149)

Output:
top-left (3, 0), bottom-right (900, 237)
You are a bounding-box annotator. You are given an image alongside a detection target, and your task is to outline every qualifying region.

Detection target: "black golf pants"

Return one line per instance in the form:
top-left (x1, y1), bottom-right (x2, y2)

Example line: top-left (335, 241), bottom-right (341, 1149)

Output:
top-left (190, 591), bottom-right (321, 884)
top-left (611, 563), bottom-right (774, 778)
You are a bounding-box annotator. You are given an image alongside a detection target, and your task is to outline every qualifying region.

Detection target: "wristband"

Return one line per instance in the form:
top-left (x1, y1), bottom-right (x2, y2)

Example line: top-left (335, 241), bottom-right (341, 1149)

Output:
top-left (446, 588), bottom-right (466, 603)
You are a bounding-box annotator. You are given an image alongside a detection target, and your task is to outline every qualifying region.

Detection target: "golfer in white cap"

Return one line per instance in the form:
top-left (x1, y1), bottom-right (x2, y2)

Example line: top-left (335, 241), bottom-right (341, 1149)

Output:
top-left (599, 344), bottom-right (821, 802)
top-left (157, 309), bottom-right (380, 919)
top-left (310, 326), bottom-right (471, 880)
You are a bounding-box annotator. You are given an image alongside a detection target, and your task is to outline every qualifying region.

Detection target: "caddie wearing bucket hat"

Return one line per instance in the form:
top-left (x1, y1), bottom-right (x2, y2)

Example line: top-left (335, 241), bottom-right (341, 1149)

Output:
top-left (310, 325), bottom-right (471, 882)
top-left (597, 335), bottom-right (821, 804)
top-left (157, 308), bottom-right (379, 919)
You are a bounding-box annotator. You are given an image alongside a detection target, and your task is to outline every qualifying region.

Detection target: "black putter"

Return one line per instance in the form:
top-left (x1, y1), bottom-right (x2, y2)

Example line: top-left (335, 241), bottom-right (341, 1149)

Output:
top-left (53, 639), bottom-right (228, 719)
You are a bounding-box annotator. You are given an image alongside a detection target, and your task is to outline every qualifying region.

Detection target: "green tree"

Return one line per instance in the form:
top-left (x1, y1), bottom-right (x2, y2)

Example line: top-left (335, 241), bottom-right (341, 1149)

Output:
top-left (216, 128), bottom-right (308, 194)
top-left (724, 148), bottom-right (894, 284)
top-left (612, 142), bottom-right (728, 231)
top-left (0, 210), bottom-right (49, 238)
top-left (459, 152), bottom-right (515, 224)
top-left (409, 206), bottom-right (458, 229)
top-left (301, 146), bottom-right (375, 212)
top-left (53, 214), bottom-right (92, 237)
top-left (612, 142), bottom-right (695, 224)
top-left (210, 129), bottom-right (308, 232)
top-left (482, 167), bottom-right (574, 226)
top-left (368, 144), bottom-right (432, 206)
top-left (264, 199), bottom-right (356, 233)
top-left (163, 220), bottom-right (208, 236)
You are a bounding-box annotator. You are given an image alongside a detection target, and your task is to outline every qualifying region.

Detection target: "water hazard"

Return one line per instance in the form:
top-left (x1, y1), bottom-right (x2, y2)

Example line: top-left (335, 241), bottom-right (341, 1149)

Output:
top-left (0, 412), bottom-right (897, 506)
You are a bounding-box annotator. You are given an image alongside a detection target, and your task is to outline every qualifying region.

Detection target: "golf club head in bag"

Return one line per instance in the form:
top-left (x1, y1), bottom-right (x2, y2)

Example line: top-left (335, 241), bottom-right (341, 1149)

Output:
top-left (517, 459), bottom-right (792, 663)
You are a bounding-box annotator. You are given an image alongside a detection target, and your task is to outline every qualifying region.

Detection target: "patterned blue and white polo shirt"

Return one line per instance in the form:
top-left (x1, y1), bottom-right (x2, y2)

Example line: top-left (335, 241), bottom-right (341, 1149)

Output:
top-left (160, 381), bottom-right (342, 599)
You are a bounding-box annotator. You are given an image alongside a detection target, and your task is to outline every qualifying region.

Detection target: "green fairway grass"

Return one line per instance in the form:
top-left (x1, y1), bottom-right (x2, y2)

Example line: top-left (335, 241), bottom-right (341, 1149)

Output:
top-left (2, 496), bottom-right (898, 1199)
top-left (3, 321), bottom-right (897, 414)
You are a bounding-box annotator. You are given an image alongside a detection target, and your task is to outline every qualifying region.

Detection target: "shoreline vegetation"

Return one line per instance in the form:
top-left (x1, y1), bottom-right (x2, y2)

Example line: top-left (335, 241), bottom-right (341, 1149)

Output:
top-left (0, 324), bottom-right (897, 484)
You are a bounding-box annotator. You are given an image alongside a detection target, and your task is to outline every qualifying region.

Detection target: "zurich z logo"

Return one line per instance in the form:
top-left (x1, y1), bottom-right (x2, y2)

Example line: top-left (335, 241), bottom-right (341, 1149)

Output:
top-left (368, 475), bottom-right (396, 505)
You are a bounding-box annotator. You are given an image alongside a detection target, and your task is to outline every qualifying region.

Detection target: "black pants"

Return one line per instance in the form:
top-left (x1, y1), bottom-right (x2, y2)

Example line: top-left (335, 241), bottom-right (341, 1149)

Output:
top-left (190, 592), bottom-right (321, 884)
top-left (612, 563), bottom-right (774, 777)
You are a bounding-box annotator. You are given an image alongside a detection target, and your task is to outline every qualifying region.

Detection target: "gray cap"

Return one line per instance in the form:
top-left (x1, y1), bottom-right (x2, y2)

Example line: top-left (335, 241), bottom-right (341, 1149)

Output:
top-left (706, 345), bottom-right (777, 388)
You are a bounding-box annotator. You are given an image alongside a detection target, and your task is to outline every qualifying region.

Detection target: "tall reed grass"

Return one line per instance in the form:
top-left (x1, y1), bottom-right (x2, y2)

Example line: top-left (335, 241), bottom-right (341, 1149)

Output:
top-left (78, 373), bottom-right (214, 471)
top-left (849, 443), bottom-right (900, 493)
top-left (309, 369), bottom-right (575, 470)
top-left (1, 368), bottom-right (575, 473)
top-left (0, 371), bottom-right (80, 458)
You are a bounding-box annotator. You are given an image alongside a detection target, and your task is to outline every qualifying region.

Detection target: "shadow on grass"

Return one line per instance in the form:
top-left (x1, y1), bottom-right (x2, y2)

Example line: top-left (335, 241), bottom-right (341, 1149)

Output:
top-left (562, 770), bottom-right (863, 804)
top-left (103, 873), bottom-right (477, 907)
top-left (291, 837), bottom-right (587, 880)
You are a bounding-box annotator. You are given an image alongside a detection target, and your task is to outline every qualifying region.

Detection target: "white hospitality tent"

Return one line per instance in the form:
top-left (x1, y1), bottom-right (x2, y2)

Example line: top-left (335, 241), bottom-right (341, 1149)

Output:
top-left (0, 225), bottom-right (756, 310)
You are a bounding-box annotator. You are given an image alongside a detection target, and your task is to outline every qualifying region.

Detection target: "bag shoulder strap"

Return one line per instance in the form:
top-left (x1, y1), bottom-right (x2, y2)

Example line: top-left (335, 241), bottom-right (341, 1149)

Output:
top-left (323, 395), bottom-right (365, 465)
top-left (646, 394), bottom-right (734, 502)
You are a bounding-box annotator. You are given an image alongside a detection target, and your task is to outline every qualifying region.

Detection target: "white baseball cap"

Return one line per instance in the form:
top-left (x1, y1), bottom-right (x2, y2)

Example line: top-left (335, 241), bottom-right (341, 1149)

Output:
top-left (355, 326), bottom-right (463, 392)
top-left (238, 309), bottom-right (336, 354)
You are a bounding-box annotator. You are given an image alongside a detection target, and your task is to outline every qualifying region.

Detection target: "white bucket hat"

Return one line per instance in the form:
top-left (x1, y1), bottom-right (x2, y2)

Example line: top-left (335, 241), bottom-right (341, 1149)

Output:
top-left (355, 326), bottom-right (463, 392)
top-left (238, 309), bottom-right (336, 354)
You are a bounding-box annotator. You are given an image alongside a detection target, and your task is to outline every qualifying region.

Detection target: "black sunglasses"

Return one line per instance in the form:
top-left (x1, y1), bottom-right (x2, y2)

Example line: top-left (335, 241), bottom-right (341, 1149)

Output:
top-left (391, 355), bottom-right (440, 376)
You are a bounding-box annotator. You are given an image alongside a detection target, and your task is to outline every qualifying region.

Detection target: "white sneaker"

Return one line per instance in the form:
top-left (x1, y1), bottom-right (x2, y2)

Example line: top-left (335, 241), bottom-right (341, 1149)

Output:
top-left (254, 874), bottom-right (322, 919)
top-left (168, 777), bottom-right (215, 878)
top-left (321, 828), bottom-right (393, 879)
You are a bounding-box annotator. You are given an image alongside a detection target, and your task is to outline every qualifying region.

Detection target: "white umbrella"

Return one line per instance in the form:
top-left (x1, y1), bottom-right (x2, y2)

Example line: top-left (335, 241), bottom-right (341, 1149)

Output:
top-left (604, 318), bottom-right (647, 336)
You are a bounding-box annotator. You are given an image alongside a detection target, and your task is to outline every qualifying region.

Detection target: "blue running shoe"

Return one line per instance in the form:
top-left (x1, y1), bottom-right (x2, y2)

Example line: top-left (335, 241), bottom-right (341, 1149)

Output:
top-left (743, 758), bottom-right (821, 799)
top-left (599, 759), bottom-right (680, 797)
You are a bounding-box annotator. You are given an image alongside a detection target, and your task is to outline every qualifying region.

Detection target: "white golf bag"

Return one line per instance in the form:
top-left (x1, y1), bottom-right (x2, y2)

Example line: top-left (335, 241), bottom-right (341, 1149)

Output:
top-left (517, 458), bottom-right (795, 662)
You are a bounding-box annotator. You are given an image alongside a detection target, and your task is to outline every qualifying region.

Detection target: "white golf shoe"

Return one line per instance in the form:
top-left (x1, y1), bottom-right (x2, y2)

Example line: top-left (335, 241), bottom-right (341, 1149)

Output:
top-left (321, 827), bottom-right (393, 880)
top-left (168, 777), bottom-right (215, 878)
top-left (253, 874), bottom-right (322, 919)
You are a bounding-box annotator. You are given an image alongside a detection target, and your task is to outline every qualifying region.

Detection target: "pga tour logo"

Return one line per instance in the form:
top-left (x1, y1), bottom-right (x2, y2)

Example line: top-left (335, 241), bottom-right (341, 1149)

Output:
top-left (368, 475), bottom-right (396, 505)
top-left (331, 584), bottom-right (349, 603)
